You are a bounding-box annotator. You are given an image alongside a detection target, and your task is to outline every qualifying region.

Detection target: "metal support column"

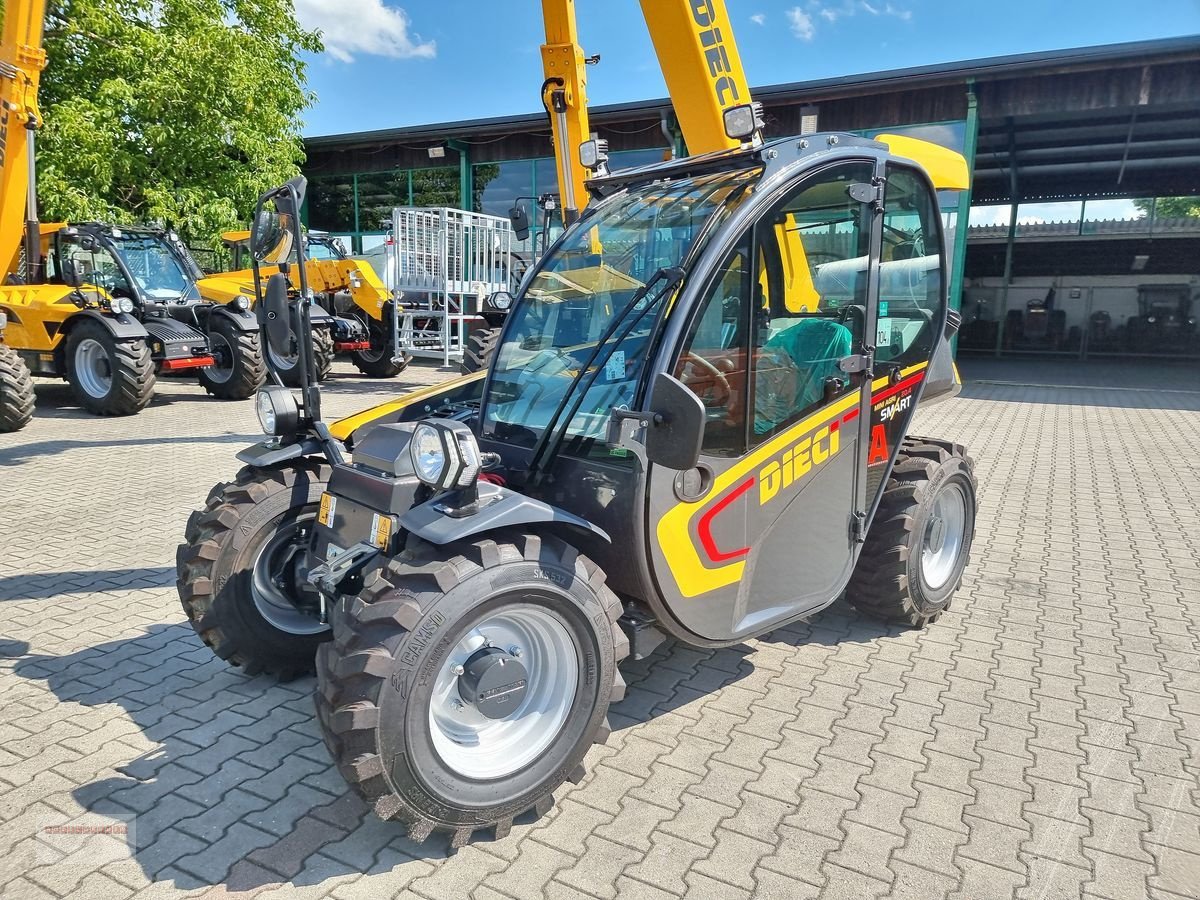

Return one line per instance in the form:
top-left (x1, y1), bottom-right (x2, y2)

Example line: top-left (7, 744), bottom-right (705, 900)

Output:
top-left (448, 140), bottom-right (471, 211)
top-left (947, 83), bottom-right (978, 330)
top-left (995, 121), bottom-right (1018, 358)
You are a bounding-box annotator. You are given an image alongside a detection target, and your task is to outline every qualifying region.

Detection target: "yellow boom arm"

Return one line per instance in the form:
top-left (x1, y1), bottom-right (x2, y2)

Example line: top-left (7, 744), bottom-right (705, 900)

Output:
top-left (637, 0), bottom-right (749, 155)
top-left (0, 0), bottom-right (48, 278)
top-left (539, 0), bottom-right (752, 223)
top-left (540, 0), bottom-right (593, 226)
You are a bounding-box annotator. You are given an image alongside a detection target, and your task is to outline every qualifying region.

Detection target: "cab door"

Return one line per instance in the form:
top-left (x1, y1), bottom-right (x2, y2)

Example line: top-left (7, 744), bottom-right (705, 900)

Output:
top-left (646, 161), bottom-right (881, 643)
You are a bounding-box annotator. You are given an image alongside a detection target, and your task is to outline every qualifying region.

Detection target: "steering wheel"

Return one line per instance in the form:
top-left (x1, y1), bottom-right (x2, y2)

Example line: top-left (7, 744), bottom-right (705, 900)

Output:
top-left (682, 352), bottom-right (731, 406)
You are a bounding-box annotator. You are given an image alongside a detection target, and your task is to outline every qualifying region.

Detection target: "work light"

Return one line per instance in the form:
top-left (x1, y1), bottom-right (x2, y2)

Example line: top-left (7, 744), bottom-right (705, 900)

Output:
top-left (723, 102), bottom-right (765, 142)
top-left (410, 420), bottom-right (482, 492)
top-left (256, 385), bottom-right (300, 436)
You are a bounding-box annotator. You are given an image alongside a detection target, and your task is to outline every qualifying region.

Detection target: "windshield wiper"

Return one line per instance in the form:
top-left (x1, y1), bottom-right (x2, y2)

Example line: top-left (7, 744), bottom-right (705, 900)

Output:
top-left (524, 265), bottom-right (684, 482)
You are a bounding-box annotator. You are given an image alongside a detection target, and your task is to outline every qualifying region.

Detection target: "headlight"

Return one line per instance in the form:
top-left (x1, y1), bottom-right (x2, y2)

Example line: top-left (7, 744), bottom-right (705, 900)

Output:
top-left (411, 423), bottom-right (447, 485)
top-left (409, 420), bottom-right (482, 490)
top-left (256, 386), bottom-right (299, 436)
top-left (109, 297), bottom-right (134, 315)
top-left (233, 295), bottom-right (250, 311)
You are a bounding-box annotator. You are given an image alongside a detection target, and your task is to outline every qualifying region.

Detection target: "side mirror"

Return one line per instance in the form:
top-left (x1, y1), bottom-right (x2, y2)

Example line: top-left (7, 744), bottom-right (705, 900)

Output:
top-left (250, 210), bottom-right (295, 263)
top-left (508, 204), bottom-right (530, 242)
top-left (78, 234), bottom-right (98, 252)
top-left (645, 372), bottom-right (706, 471)
top-left (260, 272), bottom-right (293, 358)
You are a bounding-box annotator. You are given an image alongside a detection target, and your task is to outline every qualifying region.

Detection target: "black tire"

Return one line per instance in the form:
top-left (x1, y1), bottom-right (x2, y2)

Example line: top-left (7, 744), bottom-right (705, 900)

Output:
top-left (270, 325), bottom-right (335, 387)
top-left (460, 327), bottom-right (501, 375)
top-left (0, 344), bottom-right (35, 432)
top-left (176, 460), bottom-right (332, 679)
top-left (64, 319), bottom-right (154, 416)
top-left (313, 325), bottom-right (335, 381)
top-left (315, 533), bottom-right (629, 847)
top-left (198, 315), bottom-right (266, 400)
top-left (846, 438), bottom-right (977, 627)
top-left (352, 318), bottom-right (409, 378)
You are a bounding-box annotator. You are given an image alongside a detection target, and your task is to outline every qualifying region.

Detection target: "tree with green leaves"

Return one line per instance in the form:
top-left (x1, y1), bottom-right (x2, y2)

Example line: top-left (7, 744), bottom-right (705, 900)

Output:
top-left (1133, 197), bottom-right (1200, 219)
top-left (36, 0), bottom-right (321, 247)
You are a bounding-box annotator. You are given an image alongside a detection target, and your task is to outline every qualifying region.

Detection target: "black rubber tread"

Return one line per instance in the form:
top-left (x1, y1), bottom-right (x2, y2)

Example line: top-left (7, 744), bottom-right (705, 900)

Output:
top-left (351, 319), bottom-right (409, 378)
top-left (199, 317), bottom-right (266, 400)
top-left (64, 320), bottom-right (155, 416)
top-left (176, 460), bottom-right (332, 679)
top-left (314, 532), bottom-right (629, 846)
top-left (460, 327), bottom-right (501, 375)
top-left (313, 326), bottom-right (335, 381)
top-left (845, 436), bottom-right (977, 628)
top-left (0, 344), bottom-right (35, 432)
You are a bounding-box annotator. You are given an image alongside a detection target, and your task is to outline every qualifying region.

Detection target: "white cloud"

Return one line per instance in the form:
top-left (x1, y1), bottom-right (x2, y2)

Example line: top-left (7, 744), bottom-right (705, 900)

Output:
top-left (750, 12), bottom-right (766, 25)
top-left (296, 0), bottom-right (436, 63)
top-left (807, 0), bottom-right (911, 27)
top-left (786, 8), bottom-right (816, 40)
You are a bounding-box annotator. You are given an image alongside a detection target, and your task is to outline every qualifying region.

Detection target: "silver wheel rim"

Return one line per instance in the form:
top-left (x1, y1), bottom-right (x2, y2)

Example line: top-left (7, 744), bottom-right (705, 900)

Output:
top-left (922, 483), bottom-right (967, 591)
top-left (429, 605), bottom-right (578, 779)
top-left (74, 338), bottom-right (112, 398)
top-left (250, 517), bottom-right (328, 635)
top-left (206, 331), bottom-right (234, 383)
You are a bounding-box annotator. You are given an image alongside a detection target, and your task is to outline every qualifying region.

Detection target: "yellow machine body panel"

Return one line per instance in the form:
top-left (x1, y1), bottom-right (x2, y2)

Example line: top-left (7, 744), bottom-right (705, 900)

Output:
top-left (875, 134), bottom-right (970, 191)
top-left (637, 0), bottom-right (749, 154)
top-left (0, 283), bottom-right (89, 352)
top-left (329, 370), bottom-right (487, 442)
top-left (0, 0), bottom-right (48, 277)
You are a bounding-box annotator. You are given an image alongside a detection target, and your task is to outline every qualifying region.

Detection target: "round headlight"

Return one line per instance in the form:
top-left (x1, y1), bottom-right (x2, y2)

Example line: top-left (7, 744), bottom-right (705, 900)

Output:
top-left (256, 391), bottom-right (277, 434)
top-left (255, 386), bottom-right (299, 436)
top-left (411, 423), bottom-right (447, 485)
top-left (234, 295), bottom-right (250, 311)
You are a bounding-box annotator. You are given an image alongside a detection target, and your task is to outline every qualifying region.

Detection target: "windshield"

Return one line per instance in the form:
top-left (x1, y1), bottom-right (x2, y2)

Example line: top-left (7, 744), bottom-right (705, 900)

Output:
top-left (482, 168), bottom-right (759, 454)
top-left (111, 234), bottom-right (199, 302)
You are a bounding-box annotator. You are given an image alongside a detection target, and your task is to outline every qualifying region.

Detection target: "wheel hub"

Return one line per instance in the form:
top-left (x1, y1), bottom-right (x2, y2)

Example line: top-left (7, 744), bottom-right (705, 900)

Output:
top-left (457, 647), bottom-right (529, 719)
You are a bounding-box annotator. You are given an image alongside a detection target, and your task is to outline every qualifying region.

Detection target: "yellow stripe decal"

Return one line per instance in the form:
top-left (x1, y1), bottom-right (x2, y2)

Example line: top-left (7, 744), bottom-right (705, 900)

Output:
top-left (329, 371), bottom-right (487, 441)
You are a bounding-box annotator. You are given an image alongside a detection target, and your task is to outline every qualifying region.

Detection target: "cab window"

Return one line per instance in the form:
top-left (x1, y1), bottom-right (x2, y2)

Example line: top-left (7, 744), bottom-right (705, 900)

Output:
top-left (675, 237), bottom-right (752, 456)
top-left (749, 162), bottom-right (873, 443)
top-left (59, 241), bottom-right (133, 298)
top-left (876, 166), bottom-right (942, 370)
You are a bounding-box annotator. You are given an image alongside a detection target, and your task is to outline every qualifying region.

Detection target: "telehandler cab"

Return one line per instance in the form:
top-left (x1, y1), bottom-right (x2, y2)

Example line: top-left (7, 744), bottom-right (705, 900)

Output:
top-left (178, 122), bottom-right (978, 845)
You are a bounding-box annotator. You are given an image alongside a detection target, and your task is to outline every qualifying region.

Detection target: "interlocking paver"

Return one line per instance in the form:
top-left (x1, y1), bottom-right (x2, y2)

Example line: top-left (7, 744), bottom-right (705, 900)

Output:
top-left (1, 359), bottom-right (1198, 898)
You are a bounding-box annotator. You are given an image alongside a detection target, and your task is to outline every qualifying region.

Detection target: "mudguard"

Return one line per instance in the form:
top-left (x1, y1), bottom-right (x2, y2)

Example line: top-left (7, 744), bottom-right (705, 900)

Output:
top-left (308, 304), bottom-right (334, 324)
top-left (72, 309), bottom-right (149, 341)
top-left (208, 305), bottom-right (259, 332)
top-left (235, 437), bottom-right (324, 468)
top-left (400, 481), bottom-right (612, 546)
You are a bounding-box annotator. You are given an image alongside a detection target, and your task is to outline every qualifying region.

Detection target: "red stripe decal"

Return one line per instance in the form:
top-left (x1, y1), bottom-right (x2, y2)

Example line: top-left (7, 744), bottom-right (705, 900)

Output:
top-left (841, 408), bottom-right (859, 423)
top-left (697, 477), bottom-right (755, 564)
top-left (872, 371), bottom-right (925, 405)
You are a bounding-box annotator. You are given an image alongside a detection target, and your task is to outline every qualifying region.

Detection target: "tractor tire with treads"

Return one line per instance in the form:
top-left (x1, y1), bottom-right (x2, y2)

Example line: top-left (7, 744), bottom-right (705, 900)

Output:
top-left (64, 319), bottom-right (154, 416)
top-left (352, 319), bottom-right (409, 378)
top-left (460, 327), bottom-right (501, 375)
top-left (314, 532), bottom-right (628, 847)
top-left (176, 460), bottom-right (332, 679)
top-left (313, 325), bottom-right (335, 381)
top-left (0, 345), bottom-right (35, 432)
top-left (846, 437), bottom-right (977, 628)
top-left (199, 316), bottom-right (266, 400)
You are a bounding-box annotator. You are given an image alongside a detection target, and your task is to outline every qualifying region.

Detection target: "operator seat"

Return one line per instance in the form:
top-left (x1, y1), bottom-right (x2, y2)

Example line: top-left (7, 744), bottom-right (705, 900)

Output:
top-left (755, 317), bottom-right (853, 435)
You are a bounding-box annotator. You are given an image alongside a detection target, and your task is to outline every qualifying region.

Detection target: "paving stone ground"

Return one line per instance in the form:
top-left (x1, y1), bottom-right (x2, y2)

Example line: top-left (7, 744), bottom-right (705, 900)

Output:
top-left (0, 357), bottom-right (1198, 900)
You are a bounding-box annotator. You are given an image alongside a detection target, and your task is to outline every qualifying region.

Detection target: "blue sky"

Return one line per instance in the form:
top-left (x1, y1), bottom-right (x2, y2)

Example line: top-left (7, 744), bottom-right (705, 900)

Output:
top-left (296, 0), bottom-right (1200, 137)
